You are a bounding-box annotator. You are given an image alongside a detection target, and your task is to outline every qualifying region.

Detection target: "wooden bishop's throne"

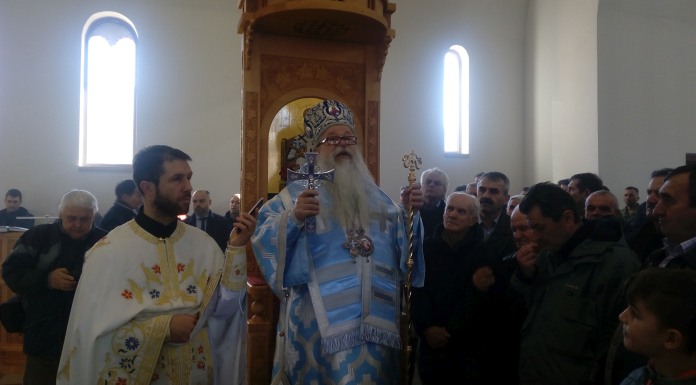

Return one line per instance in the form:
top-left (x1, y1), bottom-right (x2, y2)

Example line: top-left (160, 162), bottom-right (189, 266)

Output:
top-left (237, 1), bottom-right (396, 384)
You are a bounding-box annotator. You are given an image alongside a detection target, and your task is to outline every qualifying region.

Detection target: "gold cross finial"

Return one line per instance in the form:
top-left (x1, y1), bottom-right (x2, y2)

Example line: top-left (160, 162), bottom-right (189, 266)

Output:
top-left (402, 151), bottom-right (422, 185)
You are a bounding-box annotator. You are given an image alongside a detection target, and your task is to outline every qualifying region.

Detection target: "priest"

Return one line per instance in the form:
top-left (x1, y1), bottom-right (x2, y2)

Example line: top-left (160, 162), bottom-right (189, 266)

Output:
top-left (252, 99), bottom-right (425, 385)
top-left (57, 145), bottom-right (254, 385)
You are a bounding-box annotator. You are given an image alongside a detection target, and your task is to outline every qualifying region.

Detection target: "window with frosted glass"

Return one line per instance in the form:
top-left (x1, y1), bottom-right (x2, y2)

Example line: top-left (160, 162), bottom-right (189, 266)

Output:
top-left (443, 45), bottom-right (469, 155)
top-left (80, 15), bottom-right (137, 166)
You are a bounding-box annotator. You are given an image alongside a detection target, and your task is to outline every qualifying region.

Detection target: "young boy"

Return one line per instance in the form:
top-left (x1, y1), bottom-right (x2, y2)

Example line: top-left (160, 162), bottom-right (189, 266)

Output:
top-left (619, 268), bottom-right (696, 385)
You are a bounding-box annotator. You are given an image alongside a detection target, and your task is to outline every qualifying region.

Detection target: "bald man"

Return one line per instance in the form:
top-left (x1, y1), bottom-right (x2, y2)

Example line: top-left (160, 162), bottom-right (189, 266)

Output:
top-left (185, 189), bottom-right (233, 251)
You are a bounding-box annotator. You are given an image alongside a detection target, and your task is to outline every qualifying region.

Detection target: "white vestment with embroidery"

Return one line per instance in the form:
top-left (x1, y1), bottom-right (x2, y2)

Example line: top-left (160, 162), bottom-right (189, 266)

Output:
top-left (57, 221), bottom-right (247, 385)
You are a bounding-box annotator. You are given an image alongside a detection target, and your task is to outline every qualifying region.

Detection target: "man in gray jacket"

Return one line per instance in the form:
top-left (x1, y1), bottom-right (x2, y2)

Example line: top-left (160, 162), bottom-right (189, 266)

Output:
top-left (512, 182), bottom-right (639, 385)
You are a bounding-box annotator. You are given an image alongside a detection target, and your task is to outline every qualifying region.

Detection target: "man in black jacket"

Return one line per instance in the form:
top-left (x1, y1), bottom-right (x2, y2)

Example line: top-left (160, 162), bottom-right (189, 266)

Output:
top-left (185, 189), bottom-right (233, 251)
top-left (1, 189), bottom-right (106, 385)
top-left (647, 164), bottom-right (696, 269)
top-left (477, 172), bottom-right (516, 259)
top-left (0, 188), bottom-right (34, 228)
top-left (418, 167), bottom-right (449, 238)
top-left (99, 179), bottom-right (142, 231)
top-left (412, 192), bottom-right (501, 385)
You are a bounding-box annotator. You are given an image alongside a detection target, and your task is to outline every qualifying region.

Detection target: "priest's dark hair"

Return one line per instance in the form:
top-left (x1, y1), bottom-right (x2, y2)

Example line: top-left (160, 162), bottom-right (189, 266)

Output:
top-left (132, 145), bottom-right (191, 193)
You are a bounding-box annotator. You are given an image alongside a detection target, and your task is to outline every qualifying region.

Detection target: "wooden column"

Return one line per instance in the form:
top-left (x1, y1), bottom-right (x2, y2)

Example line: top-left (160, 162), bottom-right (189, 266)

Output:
top-left (0, 232), bottom-right (25, 376)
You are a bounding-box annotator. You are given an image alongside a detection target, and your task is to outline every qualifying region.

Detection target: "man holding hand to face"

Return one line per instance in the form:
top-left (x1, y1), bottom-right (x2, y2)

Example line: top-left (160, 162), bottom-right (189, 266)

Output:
top-left (512, 183), bottom-right (639, 385)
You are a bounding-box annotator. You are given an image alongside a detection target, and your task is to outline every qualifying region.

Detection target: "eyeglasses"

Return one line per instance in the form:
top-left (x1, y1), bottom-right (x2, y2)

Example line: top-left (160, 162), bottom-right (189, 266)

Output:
top-left (317, 136), bottom-right (358, 146)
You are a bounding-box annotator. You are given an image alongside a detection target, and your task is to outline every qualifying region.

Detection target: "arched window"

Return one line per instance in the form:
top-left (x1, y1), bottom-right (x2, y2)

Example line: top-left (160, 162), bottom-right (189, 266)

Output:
top-left (443, 45), bottom-right (469, 155)
top-left (79, 13), bottom-right (137, 167)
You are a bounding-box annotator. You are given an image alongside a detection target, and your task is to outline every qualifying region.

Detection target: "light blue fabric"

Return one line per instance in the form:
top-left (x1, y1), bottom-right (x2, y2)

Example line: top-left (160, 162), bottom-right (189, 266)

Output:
top-left (252, 181), bottom-right (424, 384)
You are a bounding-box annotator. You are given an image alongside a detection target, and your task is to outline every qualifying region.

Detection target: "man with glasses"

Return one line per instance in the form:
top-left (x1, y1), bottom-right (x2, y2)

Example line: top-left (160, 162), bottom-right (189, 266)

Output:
top-left (418, 167), bottom-right (449, 237)
top-left (252, 99), bottom-right (425, 385)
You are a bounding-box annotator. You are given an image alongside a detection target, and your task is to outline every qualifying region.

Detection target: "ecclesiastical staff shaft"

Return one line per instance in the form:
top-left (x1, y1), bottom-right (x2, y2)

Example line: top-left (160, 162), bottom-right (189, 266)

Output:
top-left (400, 150), bottom-right (421, 385)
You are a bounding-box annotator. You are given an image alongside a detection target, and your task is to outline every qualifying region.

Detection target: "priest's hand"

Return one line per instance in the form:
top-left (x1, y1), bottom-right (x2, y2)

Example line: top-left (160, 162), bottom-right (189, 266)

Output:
top-left (472, 266), bottom-right (496, 292)
top-left (400, 183), bottom-right (423, 211)
top-left (229, 212), bottom-right (257, 246)
top-left (169, 314), bottom-right (198, 343)
top-left (48, 267), bottom-right (78, 291)
top-left (424, 326), bottom-right (450, 349)
top-left (291, 189), bottom-right (320, 222)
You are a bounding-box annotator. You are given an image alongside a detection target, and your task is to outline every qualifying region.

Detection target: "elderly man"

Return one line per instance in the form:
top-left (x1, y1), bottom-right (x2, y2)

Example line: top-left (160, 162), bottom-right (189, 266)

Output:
top-left (496, 206), bottom-right (543, 385)
top-left (252, 99), bottom-right (424, 385)
top-left (412, 192), bottom-right (502, 385)
top-left (2, 190), bottom-right (107, 385)
top-left (418, 167), bottom-right (449, 237)
top-left (185, 189), bottom-right (233, 251)
top-left (506, 194), bottom-right (524, 216)
top-left (513, 182), bottom-right (639, 385)
top-left (584, 190), bottom-right (621, 220)
top-left (58, 145), bottom-right (255, 385)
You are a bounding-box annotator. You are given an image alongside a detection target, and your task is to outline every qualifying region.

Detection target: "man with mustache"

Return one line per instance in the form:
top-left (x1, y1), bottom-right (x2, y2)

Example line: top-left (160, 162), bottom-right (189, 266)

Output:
top-left (252, 100), bottom-right (425, 385)
top-left (477, 171), bottom-right (516, 260)
top-left (58, 145), bottom-right (255, 385)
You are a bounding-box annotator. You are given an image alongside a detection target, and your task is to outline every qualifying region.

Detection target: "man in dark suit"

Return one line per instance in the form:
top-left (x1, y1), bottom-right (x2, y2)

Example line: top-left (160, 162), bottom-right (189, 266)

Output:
top-left (184, 189), bottom-right (232, 251)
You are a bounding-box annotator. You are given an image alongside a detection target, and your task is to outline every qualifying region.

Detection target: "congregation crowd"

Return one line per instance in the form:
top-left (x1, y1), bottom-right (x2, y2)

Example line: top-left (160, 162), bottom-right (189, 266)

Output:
top-left (1, 99), bottom-right (695, 385)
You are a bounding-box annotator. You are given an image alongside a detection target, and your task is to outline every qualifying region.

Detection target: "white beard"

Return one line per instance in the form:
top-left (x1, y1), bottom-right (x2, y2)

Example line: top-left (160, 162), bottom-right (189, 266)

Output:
top-left (318, 147), bottom-right (378, 231)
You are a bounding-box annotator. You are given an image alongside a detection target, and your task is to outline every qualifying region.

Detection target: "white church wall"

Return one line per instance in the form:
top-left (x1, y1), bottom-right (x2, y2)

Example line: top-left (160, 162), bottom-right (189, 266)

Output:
top-left (381, 0), bottom-right (529, 197)
top-left (598, 0), bottom-right (696, 193)
top-left (0, 0), bottom-right (240, 217)
top-left (525, 0), bottom-right (599, 185)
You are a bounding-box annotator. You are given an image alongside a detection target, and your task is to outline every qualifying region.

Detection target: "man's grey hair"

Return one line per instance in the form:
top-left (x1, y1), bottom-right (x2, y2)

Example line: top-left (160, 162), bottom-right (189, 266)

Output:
top-left (59, 189), bottom-right (98, 214)
top-left (447, 191), bottom-right (480, 218)
top-left (585, 190), bottom-right (619, 210)
top-left (420, 167), bottom-right (450, 192)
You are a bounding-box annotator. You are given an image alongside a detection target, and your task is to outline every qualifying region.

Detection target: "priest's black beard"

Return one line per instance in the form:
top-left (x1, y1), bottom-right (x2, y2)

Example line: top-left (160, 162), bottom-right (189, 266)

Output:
top-left (153, 188), bottom-right (187, 217)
